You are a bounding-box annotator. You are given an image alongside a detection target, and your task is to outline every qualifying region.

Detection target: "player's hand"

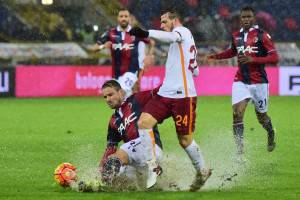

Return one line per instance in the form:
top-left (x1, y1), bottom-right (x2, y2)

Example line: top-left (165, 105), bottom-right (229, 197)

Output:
top-left (90, 41), bottom-right (111, 52)
top-left (129, 26), bottom-right (149, 38)
top-left (238, 55), bottom-right (253, 64)
top-left (207, 54), bottom-right (217, 61)
top-left (103, 41), bottom-right (112, 49)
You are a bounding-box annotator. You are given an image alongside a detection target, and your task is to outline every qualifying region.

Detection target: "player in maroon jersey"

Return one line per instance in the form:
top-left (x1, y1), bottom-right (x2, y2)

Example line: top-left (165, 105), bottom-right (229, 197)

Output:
top-left (99, 80), bottom-right (163, 189)
top-left (208, 6), bottom-right (278, 154)
top-left (92, 9), bottom-right (154, 93)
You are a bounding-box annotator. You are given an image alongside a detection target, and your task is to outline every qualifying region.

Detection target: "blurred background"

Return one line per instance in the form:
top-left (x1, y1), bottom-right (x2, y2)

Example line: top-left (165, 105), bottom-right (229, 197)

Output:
top-left (0, 0), bottom-right (299, 66)
top-left (0, 0), bottom-right (299, 97)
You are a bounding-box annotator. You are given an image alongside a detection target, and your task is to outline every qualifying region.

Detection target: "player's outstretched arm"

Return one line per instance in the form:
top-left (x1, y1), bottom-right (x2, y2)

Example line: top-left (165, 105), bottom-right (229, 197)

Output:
top-left (90, 41), bottom-right (112, 52)
top-left (130, 26), bottom-right (181, 43)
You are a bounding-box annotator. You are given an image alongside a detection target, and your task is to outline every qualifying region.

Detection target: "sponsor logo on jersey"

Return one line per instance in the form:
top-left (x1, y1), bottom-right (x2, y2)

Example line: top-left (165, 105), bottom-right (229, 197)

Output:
top-left (237, 45), bottom-right (258, 54)
top-left (112, 43), bottom-right (134, 50)
top-left (117, 112), bottom-right (137, 134)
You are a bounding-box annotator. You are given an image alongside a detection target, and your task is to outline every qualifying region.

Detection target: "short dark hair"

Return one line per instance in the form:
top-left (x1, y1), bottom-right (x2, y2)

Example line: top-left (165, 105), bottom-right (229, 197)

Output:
top-left (241, 6), bottom-right (255, 14)
top-left (101, 79), bottom-right (122, 91)
top-left (118, 8), bottom-right (130, 14)
top-left (162, 9), bottom-right (182, 22)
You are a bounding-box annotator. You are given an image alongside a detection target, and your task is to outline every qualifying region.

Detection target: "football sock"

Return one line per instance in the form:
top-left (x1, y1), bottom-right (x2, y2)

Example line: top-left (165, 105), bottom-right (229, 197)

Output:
top-left (233, 122), bottom-right (244, 153)
top-left (184, 140), bottom-right (205, 172)
top-left (138, 128), bottom-right (156, 162)
top-left (262, 119), bottom-right (275, 136)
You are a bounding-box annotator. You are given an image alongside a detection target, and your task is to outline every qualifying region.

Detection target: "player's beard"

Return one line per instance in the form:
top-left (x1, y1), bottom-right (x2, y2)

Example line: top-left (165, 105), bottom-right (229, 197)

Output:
top-left (120, 21), bottom-right (129, 29)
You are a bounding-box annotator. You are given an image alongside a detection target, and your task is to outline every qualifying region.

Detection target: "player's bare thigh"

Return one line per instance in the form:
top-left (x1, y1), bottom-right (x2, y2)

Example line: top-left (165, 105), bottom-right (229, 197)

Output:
top-left (138, 112), bottom-right (158, 129)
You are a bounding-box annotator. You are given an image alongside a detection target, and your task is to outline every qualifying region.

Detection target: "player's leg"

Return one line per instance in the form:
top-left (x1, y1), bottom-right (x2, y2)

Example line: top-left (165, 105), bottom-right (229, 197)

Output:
top-left (137, 95), bottom-right (170, 188)
top-left (232, 82), bottom-right (251, 154)
top-left (252, 83), bottom-right (276, 152)
top-left (255, 110), bottom-right (276, 151)
top-left (120, 137), bottom-right (163, 189)
top-left (137, 113), bottom-right (159, 188)
top-left (232, 100), bottom-right (249, 154)
top-left (172, 97), bottom-right (211, 191)
top-left (78, 151), bottom-right (126, 192)
top-left (100, 149), bottom-right (128, 186)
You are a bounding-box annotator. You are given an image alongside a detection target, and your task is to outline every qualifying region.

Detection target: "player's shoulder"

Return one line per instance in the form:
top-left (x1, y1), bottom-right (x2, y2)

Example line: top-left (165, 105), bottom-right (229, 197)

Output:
top-left (173, 26), bottom-right (190, 34)
top-left (173, 26), bottom-right (193, 40)
top-left (232, 30), bottom-right (240, 37)
top-left (109, 113), bottom-right (118, 126)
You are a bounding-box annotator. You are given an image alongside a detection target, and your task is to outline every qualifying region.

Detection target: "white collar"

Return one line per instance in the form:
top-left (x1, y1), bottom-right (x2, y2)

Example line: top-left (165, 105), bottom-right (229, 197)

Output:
top-left (240, 25), bottom-right (259, 33)
top-left (117, 25), bottom-right (132, 32)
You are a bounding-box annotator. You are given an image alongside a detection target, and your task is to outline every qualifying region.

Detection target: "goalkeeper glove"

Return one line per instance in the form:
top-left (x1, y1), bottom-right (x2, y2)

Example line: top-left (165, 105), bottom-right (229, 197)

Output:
top-left (129, 26), bottom-right (149, 38)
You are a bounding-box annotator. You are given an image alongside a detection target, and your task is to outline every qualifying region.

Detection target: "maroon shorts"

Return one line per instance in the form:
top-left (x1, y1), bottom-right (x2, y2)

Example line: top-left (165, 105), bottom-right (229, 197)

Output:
top-left (143, 94), bottom-right (197, 135)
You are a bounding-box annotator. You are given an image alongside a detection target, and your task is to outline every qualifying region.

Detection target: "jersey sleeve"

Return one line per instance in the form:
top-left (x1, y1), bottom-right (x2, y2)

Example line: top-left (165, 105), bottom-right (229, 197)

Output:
top-left (140, 38), bottom-right (150, 44)
top-left (262, 33), bottom-right (277, 53)
top-left (252, 32), bottom-right (279, 64)
top-left (97, 30), bottom-right (110, 44)
top-left (99, 116), bottom-right (121, 169)
top-left (148, 29), bottom-right (182, 43)
top-left (106, 116), bottom-right (122, 146)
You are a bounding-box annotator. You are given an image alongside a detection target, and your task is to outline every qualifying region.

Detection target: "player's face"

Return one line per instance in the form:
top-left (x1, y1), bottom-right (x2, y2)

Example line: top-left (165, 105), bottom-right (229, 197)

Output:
top-left (160, 13), bottom-right (174, 32)
top-left (240, 10), bottom-right (255, 30)
top-left (102, 87), bottom-right (123, 109)
top-left (118, 10), bottom-right (130, 29)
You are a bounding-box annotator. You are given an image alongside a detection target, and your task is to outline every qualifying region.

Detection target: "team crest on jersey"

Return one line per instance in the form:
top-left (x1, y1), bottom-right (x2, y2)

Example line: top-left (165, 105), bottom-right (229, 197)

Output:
top-left (253, 37), bottom-right (258, 43)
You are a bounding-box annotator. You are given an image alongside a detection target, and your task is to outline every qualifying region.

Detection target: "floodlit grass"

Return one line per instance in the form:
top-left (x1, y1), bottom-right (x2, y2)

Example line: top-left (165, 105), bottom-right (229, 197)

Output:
top-left (0, 96), bottom-right (299, 200)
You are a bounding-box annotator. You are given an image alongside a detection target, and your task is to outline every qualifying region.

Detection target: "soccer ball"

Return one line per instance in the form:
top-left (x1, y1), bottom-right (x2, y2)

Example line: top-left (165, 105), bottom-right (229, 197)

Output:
top-left (54, 163), bottom-right (77, 187)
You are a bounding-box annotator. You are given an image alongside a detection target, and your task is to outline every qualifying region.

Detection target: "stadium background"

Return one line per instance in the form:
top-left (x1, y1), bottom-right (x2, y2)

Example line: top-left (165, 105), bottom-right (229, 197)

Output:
top-left (0, 0), bottom-right (299, 200)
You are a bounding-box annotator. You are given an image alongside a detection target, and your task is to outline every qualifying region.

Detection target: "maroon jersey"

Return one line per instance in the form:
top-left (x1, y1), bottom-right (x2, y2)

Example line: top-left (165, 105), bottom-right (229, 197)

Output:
top-left (97, 26), bottom-right (149, 79)
top-left (99, 89), bottom-right (162, 167)
top-left (214, 26), bottom-right (279, 84)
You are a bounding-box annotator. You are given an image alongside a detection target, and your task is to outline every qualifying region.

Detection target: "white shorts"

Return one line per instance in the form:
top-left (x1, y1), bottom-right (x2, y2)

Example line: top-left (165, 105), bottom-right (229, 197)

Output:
top-left (120, 137), bottom-right (163, 168)
top-left (117, 72), bottom-right (138, 97)
top-left (232, 81), bottom-right (269, 113)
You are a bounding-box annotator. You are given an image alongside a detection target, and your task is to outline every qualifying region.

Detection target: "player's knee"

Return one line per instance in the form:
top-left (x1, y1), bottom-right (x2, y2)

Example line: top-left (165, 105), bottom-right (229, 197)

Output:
top-left (137, 118), bottom-right (147, 129)
top-left (233, 111), bottom-right (243, 122)
top-left (256, 112), bottom-right (269, 124)
top-left (178, 135), bottom-right (192, 148)
top-left (138, 113), bottom-right (156, 129)
top-left (101, 157), bottom-right (122, 186)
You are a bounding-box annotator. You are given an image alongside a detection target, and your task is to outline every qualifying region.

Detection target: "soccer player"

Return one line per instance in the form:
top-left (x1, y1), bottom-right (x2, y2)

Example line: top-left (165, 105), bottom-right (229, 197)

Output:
top-left (92, 8), bottom-right (154, 94)
top-left (207, 6), bottom-right (278, 154)
top-left (99, 80), bottom-right (163, 189)
top-left (129, 10), bottom-right (211, 191)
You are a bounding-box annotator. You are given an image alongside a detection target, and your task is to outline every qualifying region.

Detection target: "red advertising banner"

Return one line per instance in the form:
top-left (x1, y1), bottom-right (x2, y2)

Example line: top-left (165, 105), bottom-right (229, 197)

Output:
top-left (15, 65), bottom-right (279, 97)
top-left (16, 66), bottom-right (112, 97)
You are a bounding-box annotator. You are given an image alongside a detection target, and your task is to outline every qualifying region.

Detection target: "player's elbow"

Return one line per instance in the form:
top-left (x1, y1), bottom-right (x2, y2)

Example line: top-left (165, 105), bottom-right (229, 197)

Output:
top-left (270, 52), bottom-right (279, 64)
top-left (273, 53), bottom-right (279, 64)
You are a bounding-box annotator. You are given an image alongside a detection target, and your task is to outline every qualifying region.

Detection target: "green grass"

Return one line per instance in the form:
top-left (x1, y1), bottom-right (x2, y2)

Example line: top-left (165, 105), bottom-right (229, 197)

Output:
top-left (0, 96), bottom-right (299, 200)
